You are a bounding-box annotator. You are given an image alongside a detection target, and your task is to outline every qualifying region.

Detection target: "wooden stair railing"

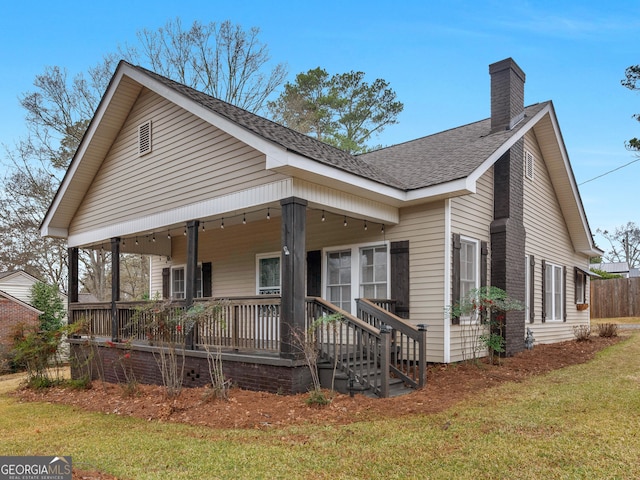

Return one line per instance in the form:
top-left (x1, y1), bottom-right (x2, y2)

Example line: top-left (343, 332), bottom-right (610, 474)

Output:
top-left (357, 298), bottom-right (427, 389)
top-left (306, 297), bottom-right (392, 397)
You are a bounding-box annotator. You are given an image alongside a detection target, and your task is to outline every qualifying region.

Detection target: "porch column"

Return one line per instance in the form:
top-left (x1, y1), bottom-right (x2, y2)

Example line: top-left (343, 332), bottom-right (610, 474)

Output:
top-left (280, 197), bottom-right (307, 360)
top-left (111, 238), bottom-right (121, 342)
top-left (68, 247), bottom-right (79, 306)
top-left (185, 220), bottom-right (199, 349)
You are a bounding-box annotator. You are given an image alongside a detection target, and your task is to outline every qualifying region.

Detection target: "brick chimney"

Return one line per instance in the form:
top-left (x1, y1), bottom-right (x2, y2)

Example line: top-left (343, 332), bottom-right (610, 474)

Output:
top-left (489, 58), bottom-right (526, 133)
top-left (489, 58), bottom-right (527, 356)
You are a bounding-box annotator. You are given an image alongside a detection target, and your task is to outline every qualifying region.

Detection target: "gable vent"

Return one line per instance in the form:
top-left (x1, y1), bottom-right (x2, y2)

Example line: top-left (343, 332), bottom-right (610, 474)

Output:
top-left (524, 150), bottom-right (534, 181)
top-left (138, 120), bottom-right (152, 156)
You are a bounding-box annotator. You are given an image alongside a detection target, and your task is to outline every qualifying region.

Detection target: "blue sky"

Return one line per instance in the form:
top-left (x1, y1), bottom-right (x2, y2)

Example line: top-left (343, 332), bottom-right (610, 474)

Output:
top-left (1, 0), bottom-right (638, 251)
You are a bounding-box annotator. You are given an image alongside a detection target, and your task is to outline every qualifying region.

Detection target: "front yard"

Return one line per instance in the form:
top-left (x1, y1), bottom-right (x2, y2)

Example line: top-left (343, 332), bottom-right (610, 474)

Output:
top-left (2, 333), bottom-right (639, 479)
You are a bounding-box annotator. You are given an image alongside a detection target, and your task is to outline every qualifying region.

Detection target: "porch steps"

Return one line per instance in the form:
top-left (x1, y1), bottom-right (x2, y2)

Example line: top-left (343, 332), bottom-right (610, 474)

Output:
top-left (317, 360), bottom-right (414, 398)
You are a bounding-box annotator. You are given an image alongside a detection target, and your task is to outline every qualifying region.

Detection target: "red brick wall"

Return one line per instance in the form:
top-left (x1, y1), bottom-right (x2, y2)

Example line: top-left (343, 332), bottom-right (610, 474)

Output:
top-left (70, 342), bottom-right (313, 394)
top-left (0, 298), bottom-right (40, 348)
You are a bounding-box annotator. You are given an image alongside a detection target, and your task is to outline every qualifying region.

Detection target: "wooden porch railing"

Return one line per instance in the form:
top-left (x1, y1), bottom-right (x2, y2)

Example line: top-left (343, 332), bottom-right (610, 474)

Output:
top-left (306, 297), bottom-right (393, 397)
top-left (357, 298), bottom-right (427, 390)
top-left (69, 296), bottom-right (281, 352)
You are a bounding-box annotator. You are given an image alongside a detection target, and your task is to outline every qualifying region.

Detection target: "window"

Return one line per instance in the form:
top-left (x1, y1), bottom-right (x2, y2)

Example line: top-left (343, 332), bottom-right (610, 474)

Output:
top-left (327, 250), bottom-right (352, 312)
top-left (325, 243), bottom-right (389, 313)
top-left (171, 265), bottom-right (202, 299)
top-left (575, 268), bottom-right (587, 305)
top-left (460, 238), bottom-right (479, 300)
top-left (545, 263), bottom-right (563, 321)
top-left (257, 254), bottom-right (281, 295)
top-left (524, 150), bottom-right (534, 181)
top-left (360, 246), bottom-right (388, 299)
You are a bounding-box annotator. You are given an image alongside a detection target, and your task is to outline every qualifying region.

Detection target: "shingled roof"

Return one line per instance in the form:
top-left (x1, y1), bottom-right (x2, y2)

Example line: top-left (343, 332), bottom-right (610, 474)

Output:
top-left (358, 102), bottom-right (549, 190)
top-left (130, 63), bottom-right (402, 188)
top-left (131, 62), bottom-right (547, 192)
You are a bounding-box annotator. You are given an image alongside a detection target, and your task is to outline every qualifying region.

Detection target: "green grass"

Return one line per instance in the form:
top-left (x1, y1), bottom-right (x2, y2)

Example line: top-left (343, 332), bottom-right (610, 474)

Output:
top-left (2, 334), bottom-right (640, 479)
top-left (592, 316), bottom-right (640, 325)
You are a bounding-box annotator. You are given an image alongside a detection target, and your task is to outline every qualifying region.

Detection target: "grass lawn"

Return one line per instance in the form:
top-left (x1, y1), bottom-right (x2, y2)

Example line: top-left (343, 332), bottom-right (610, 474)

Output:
top-left (1, 334), bottom-right (639, 479)
top-left (591, 316), bottom-right (640, 325)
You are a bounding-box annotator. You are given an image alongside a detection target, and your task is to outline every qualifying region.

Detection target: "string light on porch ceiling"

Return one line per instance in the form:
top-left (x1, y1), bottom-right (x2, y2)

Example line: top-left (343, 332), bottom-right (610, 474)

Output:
top-left (112, 205), bottom-right (388, 248)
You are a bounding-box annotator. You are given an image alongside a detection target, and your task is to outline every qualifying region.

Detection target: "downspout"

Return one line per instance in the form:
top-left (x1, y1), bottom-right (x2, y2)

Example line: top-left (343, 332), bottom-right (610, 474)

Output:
top-left (443, 199), bottom-right (452, 363)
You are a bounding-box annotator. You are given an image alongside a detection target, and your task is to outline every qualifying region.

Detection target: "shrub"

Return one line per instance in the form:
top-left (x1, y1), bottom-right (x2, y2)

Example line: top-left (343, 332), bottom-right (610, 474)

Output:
top-left (305, 388), bottom-right (332, 406)
top-left (449, 286), bottom-right (524, 363)
top-left (30, 282), bottom-right (66, 332)
top-left (573, 325), bottom-right (591, 342)
top-left (596, 323), bottom-right (618, 338)
top-left (12, 326), bottom-right (63, 386)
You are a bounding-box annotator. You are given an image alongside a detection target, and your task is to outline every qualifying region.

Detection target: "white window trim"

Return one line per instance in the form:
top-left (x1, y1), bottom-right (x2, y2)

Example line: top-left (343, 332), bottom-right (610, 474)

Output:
top-left (545, 262), bottom-right (563, 321)
top-left (256, 252), bottom-right (281, 295)
top-left (458, 236), bottom-right (481, 324)
top-left (170, 263), bottom-right (203, 299)
top-left (322, 240), bottom-right (390, 314)
top-left (575, 269), bottom-right (587, 305)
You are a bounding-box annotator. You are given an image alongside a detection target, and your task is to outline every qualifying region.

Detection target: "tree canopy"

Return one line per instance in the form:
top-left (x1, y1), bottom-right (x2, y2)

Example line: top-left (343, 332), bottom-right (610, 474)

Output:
top-left (1, 18), bottom-right (287, 296)
top-left (596, 222), bottom-right (640, 268)
top-left (622, 65), bottom-right (640, 151)
top-left (30, 281), bottom-right (66, 332)
top-left (267, 67), bottom-right (403, 154)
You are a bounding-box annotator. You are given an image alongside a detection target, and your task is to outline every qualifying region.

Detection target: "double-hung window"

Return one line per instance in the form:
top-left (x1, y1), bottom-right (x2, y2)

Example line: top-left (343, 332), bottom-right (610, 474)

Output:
top-left (325, 243), bottom-right (389, 313)
top-left (171, 265), bottom-right (202, 299)
top-left (460, 238), bottom-right (479, 302)
top-left (545, 263), bottom-right (563, 320)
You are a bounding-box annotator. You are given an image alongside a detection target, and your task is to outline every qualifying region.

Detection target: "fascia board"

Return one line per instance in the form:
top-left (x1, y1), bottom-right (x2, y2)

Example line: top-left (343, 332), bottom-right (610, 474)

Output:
top-left (266, 151), bottom-right (408, 202)
top-left (40, 66), bottom-right (130, 237)
top-left (466, 103), bottom-right (550, 187)
top-left (545, 105), bottom-right (599, 254)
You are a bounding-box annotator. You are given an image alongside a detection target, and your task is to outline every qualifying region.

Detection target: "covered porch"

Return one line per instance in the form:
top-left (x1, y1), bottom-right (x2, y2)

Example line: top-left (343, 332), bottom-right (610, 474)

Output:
top-left (66, 198), bottom-right (426, 397)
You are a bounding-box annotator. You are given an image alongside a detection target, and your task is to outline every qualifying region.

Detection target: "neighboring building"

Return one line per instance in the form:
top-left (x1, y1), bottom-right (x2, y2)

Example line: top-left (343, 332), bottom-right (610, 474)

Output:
top-left (40, 58), bottom-right (601, 395)
top-left (0, 271), bottom-right (41, 304)
top-left (0, 272), bottom-right (43, 349)
top-left (589, 261), bottom-right (639, 278)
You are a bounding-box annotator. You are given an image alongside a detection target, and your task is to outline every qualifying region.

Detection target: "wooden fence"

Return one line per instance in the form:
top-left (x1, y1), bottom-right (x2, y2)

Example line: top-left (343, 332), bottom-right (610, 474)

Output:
top-left (590, 277), bottom-right (640, 318)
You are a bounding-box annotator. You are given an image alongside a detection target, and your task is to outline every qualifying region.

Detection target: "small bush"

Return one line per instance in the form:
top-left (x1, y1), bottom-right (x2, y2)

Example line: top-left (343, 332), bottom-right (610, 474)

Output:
top-left (65, 377), bottom-right (93, 390)
top-left (596, 323), bottom-right (618, 338)
top-left (305, 389), bottom-right (332, 407)
top-left (573, 325), bottom-right (591, 342)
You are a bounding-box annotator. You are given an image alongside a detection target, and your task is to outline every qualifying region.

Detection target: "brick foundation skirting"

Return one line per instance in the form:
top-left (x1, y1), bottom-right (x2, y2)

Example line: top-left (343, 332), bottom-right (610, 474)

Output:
top-left (69, 340), bottom-right (312, 395)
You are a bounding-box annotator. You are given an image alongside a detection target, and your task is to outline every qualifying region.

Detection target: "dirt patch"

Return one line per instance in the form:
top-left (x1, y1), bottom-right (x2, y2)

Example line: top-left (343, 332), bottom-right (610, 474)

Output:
top-left (12, 335), bottom-right (625, 480)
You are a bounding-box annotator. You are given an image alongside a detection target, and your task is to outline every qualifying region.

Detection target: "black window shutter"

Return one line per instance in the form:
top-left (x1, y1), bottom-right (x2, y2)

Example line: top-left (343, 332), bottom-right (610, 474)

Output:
top-left (390, 241), bottom-right (410, 319)
top-left (563, 266), bottom-right (567, 322)
top-left (202, 262), bottom-right (212, 298)
top-left (306, 250), bottom-right (322, 297)
top-left (541, 260), bottom-right (546, 322)
top-left (480, 241), bottom-right (488, 289)
top-left (452, 234), bottom-right (461, 325)
top-left (162, 268), bottom-right (170, 299)
top-left (529, 255), bottom-right (535, 323)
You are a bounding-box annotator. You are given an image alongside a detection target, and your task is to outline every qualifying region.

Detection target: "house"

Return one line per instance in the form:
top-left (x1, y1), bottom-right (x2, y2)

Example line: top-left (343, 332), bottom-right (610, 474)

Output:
top-left (40, 57), bottom-right (601, 396)
top-left (590, 261), bottom-right (639, 278)
top-left (0, 271), bottom-right (43, 350)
